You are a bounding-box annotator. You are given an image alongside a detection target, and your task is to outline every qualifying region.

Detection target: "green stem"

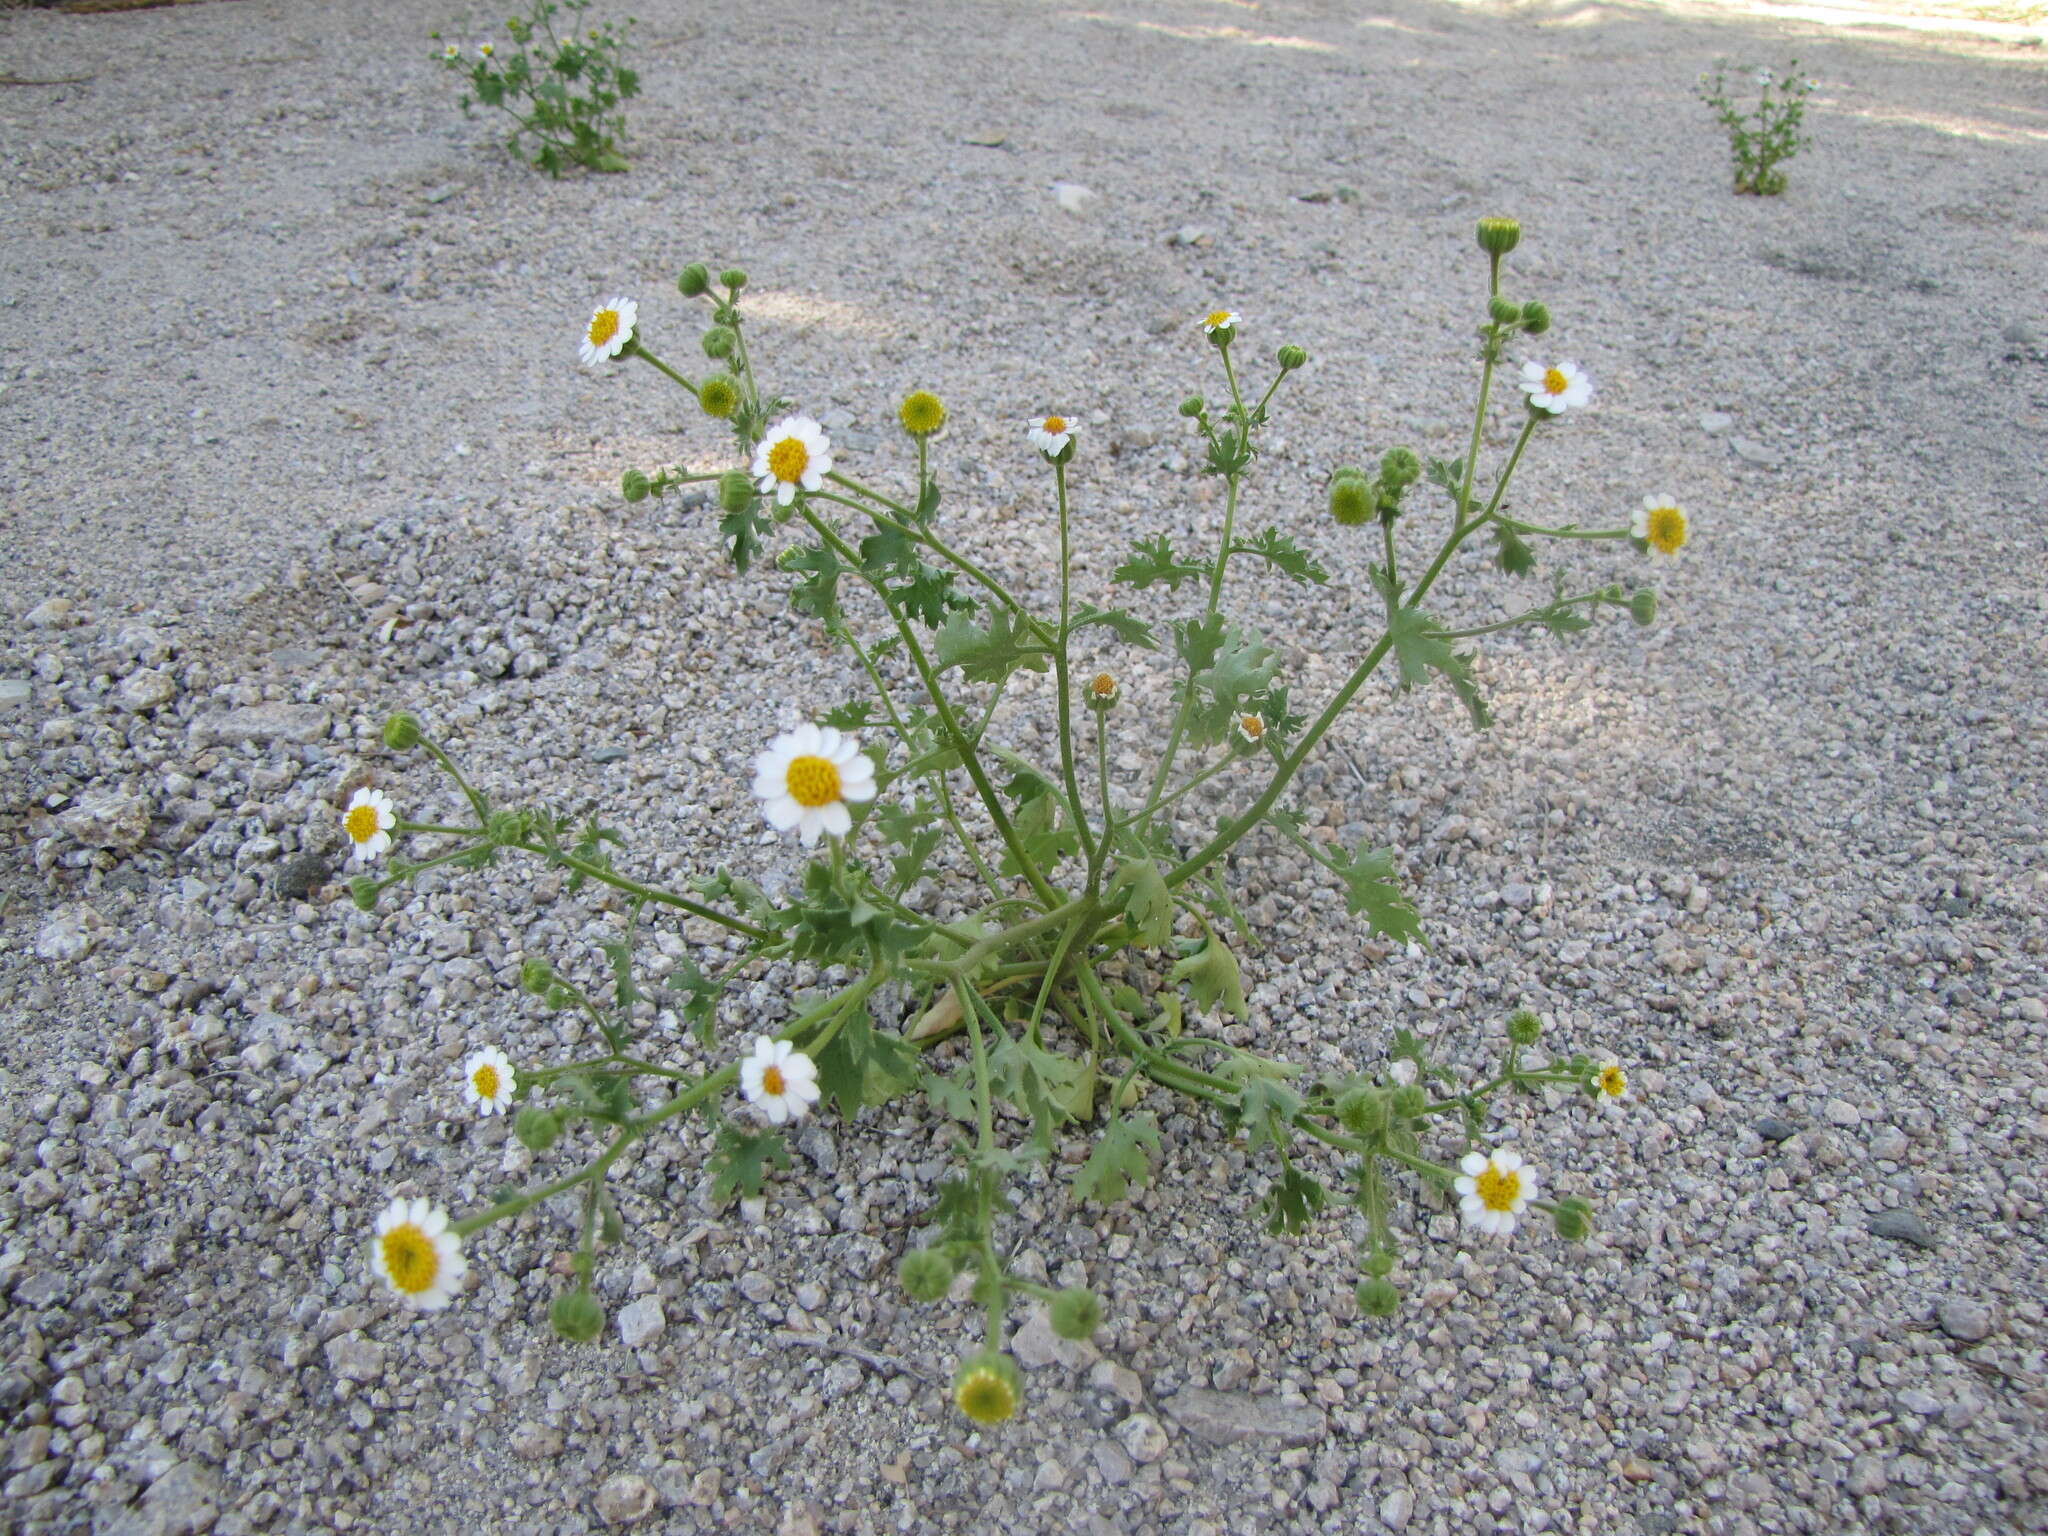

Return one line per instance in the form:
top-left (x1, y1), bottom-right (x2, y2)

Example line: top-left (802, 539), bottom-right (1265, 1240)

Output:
top-left (822, 477), bottom-right (1043, 633)
top-left (506, 840), bottom-right (775, 942)
top-left (629, 345), bottom-right (699, 400)
top-left (1051, 461), bottom-right (1101, 879)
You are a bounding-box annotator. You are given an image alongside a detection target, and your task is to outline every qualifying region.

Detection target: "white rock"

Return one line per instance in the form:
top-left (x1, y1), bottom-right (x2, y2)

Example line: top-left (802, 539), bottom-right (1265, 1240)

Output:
top-left (617, 1295), bottom-right (666, 1349)
top-left (1115, 1412), bottom-right (1169, 1464)
top-left (36, 905), bottom-right (107, 963)
top-left (1052, 181), bottom-right (1098, 215)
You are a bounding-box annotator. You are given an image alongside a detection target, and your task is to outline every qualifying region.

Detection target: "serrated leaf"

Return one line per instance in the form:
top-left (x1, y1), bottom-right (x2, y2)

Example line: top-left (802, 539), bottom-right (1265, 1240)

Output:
top-left (1069, 604), bottom-right (1159, 650)
top-left (1108, 859), bottom-right (1174, 949)
top-left (662, 952), bottom-right (724, 1047)
top-left (783, 543), bottom-right (850, 621)
top-left (1002, 792), bottom-right (1080, 880)
top-left (1425, 455), bottom-right (1464, 504)
top-left (858, 525), bottom-right (919, 578)
top-left (812, 1008), bottom-right (919, 1119)
top-left (1259, 1166), bottom-right (1327, 1234)
top-left (922, 1063), bottom-right (977, 1123)
top-left (990, 1033), bottom-right (1090, 1147)
top-left (913, 479), bottom-right (941, 523)
top-left (869, 799), bottom-right (945, 892)
top-left (1380, 581), bottom-right (1493, 730)
top-left (1329, 842), bottom-right (1425, 945)
top-left (1115, 533), bottom-right (1211, 592)
top-left (820, 699), bottom-right (880, 732)
top-left (1173, 613), bottom-right (1228, 674)
top-left (720, 503), bottom-right (772, 574)
top-left (1169, 934), bottom-right (1247, 1020)
top-left (935, 608), bottom-right (1053, 685)
top-left (1231, 527), bottom-right (1329, 584)
top-left (1233, 1076), bottom-right (1304, 1155)
top-left (1073, 1112), bottom-right (1160, 1205)
top-left (708, 1125), bottom-right (790, 1207)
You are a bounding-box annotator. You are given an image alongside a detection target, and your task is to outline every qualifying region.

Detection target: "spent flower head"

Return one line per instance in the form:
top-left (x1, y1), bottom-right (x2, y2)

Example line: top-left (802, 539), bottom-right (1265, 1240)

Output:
top-left (580, 297), bottom-right (637, 368)
top-left (739, 1037), bottom-right (822, 1125)
top-left (697, 375), bottom-right (740, 418)
top-left (1632, 494), bottom-right (1690, 559)
top-left (751, 415), bottom-right (833, 506)
top-left (1457, 1148), bottom-right (1539, 1238)
top-left (461, 1047), bottom-right (517, 1116)
top-left (1085, 672), bottom-right (1120, 709)
top-left (1519, 359), bottom-right (1592, 414)
top-left (370, 1197), bottom-right (466, 1310)
top-left (1233, 712), bottom-right (1267, 749)
top-left (342, 788), bottom-right (396, 868)
top-left (953, 1351), bottom-right (1022, 1425)
top-left (899, 391), bottom-right (947, 437)
top-left (752, 722), bottom-right (876, 845)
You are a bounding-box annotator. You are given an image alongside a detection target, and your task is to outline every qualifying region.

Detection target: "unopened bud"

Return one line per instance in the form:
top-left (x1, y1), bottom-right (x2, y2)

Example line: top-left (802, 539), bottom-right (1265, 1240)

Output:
top-left (1630, 588), bottom-right (1658, 626)
top-left (1276, 344), bottom-right (1307, 371)
top-left (1506, 1008), bottom-right (1544, 1046)
top-left (519, 957), bottom-right (554, 995)
top-left (701, 326), bottom-right (736, 359)
top-left (1496, 527), bottom-right (1535, 577)
top-left (1049, 1287), bottom-right (1103, 1341)
top-left (620, 467), bottom-right (651, 502)
top-left (1378, 447), bottom-right (1421, 490)
top-left (381, 712), bottom-right (422, 751)
top-left (1356, 1277), bottom-right (1401, 1317)
top-left (697, 375), bottom-right (740, 419)
top-left (349, 876), bottom-right (379, 912)
top-left (1179, 395), bottom-right (1205, 418)
top-left (676, 263), bottom-right (711, 297)
top-left (1390, 1084), bottom-right (1428, 1120)
top-left (549, 1290), bottom-right (605, 1343)
top-left (718, 469), bottom-right (756, 514)
top-left (1337, 1084), bottom-right (1391, 1137)
top-left (1520, 301), bottom-right (1551, 335)
top-left (1329, 473), bottom-right (1376, 528)
top-left (486, 809), bottom-right (526, 844)
top-left (718, 268), bottom-right (748, 292)
top-left (1553, 1197), bottom-right (1594, 1241)
top-left (1476, 216), bottom-right (1522, 256)
top-left (514, 1107), bottom-right (561, 1151)
top-left (898, 1248), bottom-right (955, 1303)
top-left (1488, 295), bottom-right (1521, 326)
top-left (1362, 1247), bottom-right (1396, 1278)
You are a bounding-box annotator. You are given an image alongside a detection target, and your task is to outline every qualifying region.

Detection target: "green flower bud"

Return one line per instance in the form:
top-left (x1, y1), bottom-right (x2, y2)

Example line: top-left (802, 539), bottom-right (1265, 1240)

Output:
top-left (898, 390), bottom-right (946, 437)
top-left (1630, 588), bottom-right (1659, 627)
top-left (1390, 1084), bottom-right (1428, 1121)
top-left (697, 375), bottom-right (740, 419)
top-left (953, 1350), bottom-right (1022, 1425)
top-left (1378, 447), bottom-right (1421, 491)
top-left (1178, 395), bottom-right (1205, 418)
top-left (718, 268), bottom-right (748, 292)
top-left (1356, 1277), bottom-right (1401, 1317)
top-left (1276, 344), bottom-right (1308, 371)
top-left (348, 876), bottom-right (379, 912)
top-left (1336, 1084), bottom-right (1391, 1137)
top-left (519, 957), bottom-right (554, 995)
top-left (718, 469), bottom-right (756, 514)
top-left (1329, 473), bottom-right (1376, 528)
top-left (701, 326), bottom-right (737, 360)
top-left (676, 262), bottom-right (711, 298)
top-left (1506, 1008), bottom-right (1544, 1046)
top-left (1362, 1248), bottom-right (1396, 1278)
top-left (1553, 1197), bottom-right (1594, 1241)
top-left (620, 467), bottom-right (651, 503)
top-left (514, 1106), bottom-right (561, 1151)
top-left (1520, 301), bottom-right (1551, 336)
top-left (898, 1247), bottom-right (955, 1303)
top-left (486, 809), bottom-right (526, 844)
top-left (600, 1201), bottom-right (625, 1246)
top-left (1476, 216), bottom-right (1522, 256)
top-left (1496, 527), bottom-right (1535, 577)
top-left (1488, 295), bottom-right (1521, 326)
top-left (550, 1290), bottom-right (605, 1343)
top-left (381, 712), bottom-right (422, 751)
top-left (1049, 1287), bottom-right (1102, 1341)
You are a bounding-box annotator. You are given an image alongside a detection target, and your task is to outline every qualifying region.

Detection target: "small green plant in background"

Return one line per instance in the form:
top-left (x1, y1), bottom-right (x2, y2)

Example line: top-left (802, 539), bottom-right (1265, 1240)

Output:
top-left (432, 0), bottom-right (639, 176)
top-left (347, 224), bottom-right (1691, 1425)
top-left (1698, 61), bottom-right (1816, 195)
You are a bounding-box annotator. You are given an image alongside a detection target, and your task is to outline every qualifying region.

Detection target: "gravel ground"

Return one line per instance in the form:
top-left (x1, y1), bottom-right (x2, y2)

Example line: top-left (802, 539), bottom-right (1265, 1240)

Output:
top-left (4, 0), bottom-right (2047, 1533)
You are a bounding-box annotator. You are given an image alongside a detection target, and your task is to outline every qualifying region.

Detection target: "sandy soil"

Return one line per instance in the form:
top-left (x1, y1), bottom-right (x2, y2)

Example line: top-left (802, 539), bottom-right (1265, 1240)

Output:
top-left (1, 1), bottom-right (2045, 1533)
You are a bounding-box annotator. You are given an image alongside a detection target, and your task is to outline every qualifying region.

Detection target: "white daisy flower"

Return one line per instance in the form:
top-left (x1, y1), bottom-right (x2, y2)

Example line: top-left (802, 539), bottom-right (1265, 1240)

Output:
top-left (579, 296), bottom-right (637, 369)
top-left (1202, 309), bottom-right (1241, 336)
top-left (442, 42), bottom-right (461, 60)
top-left (739, 1036), bottom-right (822, 1126)
top-left (1519, 359), bottom-right (1593, 414)
top-left (461, 1047), bottom-right (516, 1116)
top-left (1233, 712), bottom-right (1267, 748)
top-left (1631, 494), bottom-right (1690, 559)
top-left (751, 415), bottom-right (834, 506)
top-left (1456, 1148), bottom-right (1539, 1238)
top-left (751, 722), bottom-right (876, 846)
top-left (370, 1196), bottom-right (467, 1310)
top-left (477, 40), bottom-right (495, 58)
top-left (1028, 414), bottom-right (1073, 456)
top-left (1085, 672), bottom-right (1120, 708)
top-left (342, 787), bottom-right (395, 867)
top-left (1594, 1060), bottom-right (1628, 1105)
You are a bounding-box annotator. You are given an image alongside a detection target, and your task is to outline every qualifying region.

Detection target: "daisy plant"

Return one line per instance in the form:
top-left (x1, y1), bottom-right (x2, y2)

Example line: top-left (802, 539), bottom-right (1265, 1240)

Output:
top-left (352, 228), bottom-right (1684, 1419)
top-left (1698, 61), bottom-right (1816, 196)
top-left (431, 0), bottom-right (638, 178)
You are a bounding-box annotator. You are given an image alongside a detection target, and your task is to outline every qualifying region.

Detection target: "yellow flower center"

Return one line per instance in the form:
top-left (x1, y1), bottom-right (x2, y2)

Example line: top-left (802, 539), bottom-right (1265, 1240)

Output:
top-left (956, 1367), bottom-right (1017, 1424)
top-left (784, 754), bottom-right (841, 809)
top-left (760, 1064), bottom-right (787, 1097)
top-left (1475, 1164), bottom-right (1522, 1212)
top-left (1206, 311), bottom-right (1234, 328)
top-left (1542, 367), bottom-right (1569, 396)
top-left (1598, 1064), bottom-right (1627, 1097)
top-left (1645, 505), bottom-right (1687, 555)
top-left (1238, 714), bottom-right (1265, 740)
top-left (472, 1063), bottom-right (501, 1100)
top-left (900, 392), bottom-right (946, 435)
top-left (587, 309), bottom-right (620, 348)
top-left (381, 1225), bottom-right (440, 1294)
top-left (344, 803), bottom-right (382, 844)
top-left (1089, 673), bottom-right (1117, 699)
top-left (1041, 416), bottom-right (1066, 436)
top-left (767, 436), bottom-right (810, 484)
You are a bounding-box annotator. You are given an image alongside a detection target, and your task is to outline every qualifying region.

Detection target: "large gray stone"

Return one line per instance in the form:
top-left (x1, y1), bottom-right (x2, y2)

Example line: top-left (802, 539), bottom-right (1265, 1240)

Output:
top-left (1164, 1387), bottom-right (1328, 1448)
top-left (197, 703), bottom-right (331, 745)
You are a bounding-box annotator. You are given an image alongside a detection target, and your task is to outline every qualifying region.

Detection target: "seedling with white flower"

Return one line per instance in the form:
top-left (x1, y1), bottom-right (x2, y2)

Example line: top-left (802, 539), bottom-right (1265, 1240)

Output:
top-left (1699, 60), bottom-right (1816, 195)
top-left (348, 220), bottom-right (1681, 1417)
top-left (431, 0), bottom-right (638, 177)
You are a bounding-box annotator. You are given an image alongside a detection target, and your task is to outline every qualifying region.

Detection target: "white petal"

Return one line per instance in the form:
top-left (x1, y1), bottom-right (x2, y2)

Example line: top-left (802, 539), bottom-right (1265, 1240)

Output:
top-left (815, 725), bottom-right (842, 757)
top-left (841, 777), bottom-right (877, 804)
top-left (791, 723), bottom-right (822, 754)
top-left (797, 810), bottom-right (825, 847)
top-left (1460, 1152), bottom-right (1488, 1177)
top-left (764, 795), bottom-right (804, 831)
top-left (1456, 1177), bottom-right (1478, 1197)
top-left (819, 801), bottom-right (852, 838)
top-left (1496, 1150), bottom-right (1522, 1173)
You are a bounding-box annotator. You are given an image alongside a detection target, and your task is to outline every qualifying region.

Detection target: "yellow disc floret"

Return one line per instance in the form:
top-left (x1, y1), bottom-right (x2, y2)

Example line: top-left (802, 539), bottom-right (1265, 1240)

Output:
top-left (954, 1358), bottom-right (1020, 1425)
top-left (1597, 1063), bottom-right (1627, 1098)
top-left (345, 804), bottom-right (382, 844)
top-left (1475, 1163), bottom-right (1523, 1212)
top-left (1542, 367), bottom-right (1568, 396)
top-left (767, 436), bottom-right (810, 484)
top-left (784, 754), bottom-right (842, 809)
top-left (472, 1063), bottom-right (501, 1100)
top-left (1041, 416), bottom-right (1066, 436)
top-left (380, 1224), bottom-right (441, 1296)
top-left (587, 309), bottom-right (621, 349)
top-left (900, 391), bottom-right (946, 436)
top-left (1644, 504), bottom-right (1687, 556)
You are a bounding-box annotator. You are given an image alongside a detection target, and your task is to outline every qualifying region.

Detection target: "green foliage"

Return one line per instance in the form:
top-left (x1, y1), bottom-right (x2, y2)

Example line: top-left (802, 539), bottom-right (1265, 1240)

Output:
top-left (1260, 1166), bottom-right (1328, 1235)
top-left (936, 608), bottom-right (1053, 685)
top-left (1230, 527), bottom-right (1328, 584)
top-left (1108, 859), bottom-right (1174, 949)
top-left (1699, 61), bottom-right (1815, 196)
top-left (1074, 1113), bottom-right (1160, 1205)
top-left (432, 0), bottom-right (639, 177)
top-left (1115, 534), bottom-right (1211, 591)
top-left (708, 1125), bottom-right (790, 1207)
top-left (812, 1009), bottom-right (919, 1120)
top-left (1170, 933), bottom-right (1247, 1020)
